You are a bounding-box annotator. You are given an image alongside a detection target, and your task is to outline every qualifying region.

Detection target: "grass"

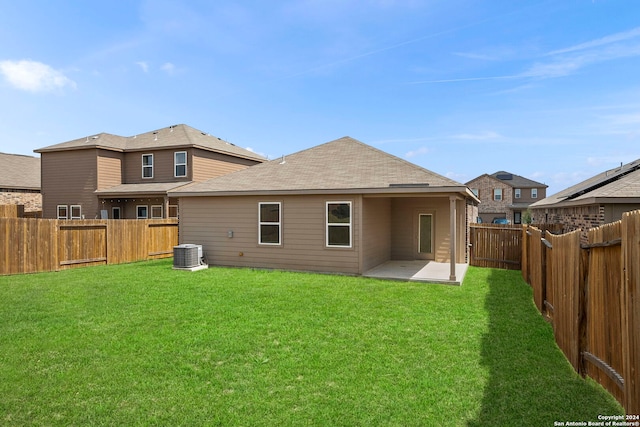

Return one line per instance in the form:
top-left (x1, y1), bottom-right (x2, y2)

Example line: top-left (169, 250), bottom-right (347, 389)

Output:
top-left (0, 260), bottom-right (622, 426)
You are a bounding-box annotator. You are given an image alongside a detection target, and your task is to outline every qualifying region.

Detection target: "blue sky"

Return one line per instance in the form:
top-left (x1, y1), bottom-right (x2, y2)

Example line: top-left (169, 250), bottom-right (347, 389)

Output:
top-left (1, 0), bottom-right (639, 195)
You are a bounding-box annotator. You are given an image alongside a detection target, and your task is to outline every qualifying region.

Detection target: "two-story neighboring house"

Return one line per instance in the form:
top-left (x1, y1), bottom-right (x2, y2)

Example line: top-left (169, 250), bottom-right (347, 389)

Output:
top-left (34, 124), bottom-right (265, 219)
top-left (466, 171), bottom-right (548, 224)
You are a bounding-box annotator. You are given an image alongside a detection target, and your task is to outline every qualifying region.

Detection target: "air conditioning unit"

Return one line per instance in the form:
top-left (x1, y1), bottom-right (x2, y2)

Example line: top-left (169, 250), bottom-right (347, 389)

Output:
top-left (173, 244), bottom-right (204, 269)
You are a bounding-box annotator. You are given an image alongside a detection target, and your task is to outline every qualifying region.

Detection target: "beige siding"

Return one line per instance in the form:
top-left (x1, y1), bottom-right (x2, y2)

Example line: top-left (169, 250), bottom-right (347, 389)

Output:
top-left (123, 149), bottom-right (191, 183)
top-left (41, 150), bottom-right (100, 219)
top-left (362, 197), bottom-right (391, 271)
top-left (191, 149), bottom-right (259, 181)
top-left (97, 150), bottom-right (123, 190)
top-left (390, 196), bottom-right (459, 263)
top-left (179, 195), bottom-right (361, 275)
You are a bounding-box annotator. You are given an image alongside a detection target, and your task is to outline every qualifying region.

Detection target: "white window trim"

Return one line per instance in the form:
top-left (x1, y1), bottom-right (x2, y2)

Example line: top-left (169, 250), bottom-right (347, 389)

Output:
top-left (258, 202), bottom-right (282, 245)
top-left (494, 188), bottom-right (502, 201)
top-left (168, 205), bottom-right (179, 218)
top-left (137, 205), bottom-right (148, 219)
top-left (57, 205), bottom-right (68, 220)
top-left (142, 154), bottom-right (154, 179)
top-left (326, 201), bottom-right (352, 248)
top-left (151, 205), bottom-right (163, 219)
top-left (515, 188), bottom-right (521, 199)
top-left (70, 205), bottom-right (82, 220)
top-left (471, 188), bottom-right (479, 197)
top-left (174, 151), bottom-right (187, 178)
top-left (531, 188), bottom-right (538, 199)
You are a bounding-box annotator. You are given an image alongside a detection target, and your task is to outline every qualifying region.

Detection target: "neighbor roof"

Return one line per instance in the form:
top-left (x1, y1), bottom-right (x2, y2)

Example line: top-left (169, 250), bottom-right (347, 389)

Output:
top-left (171, 137), bottom-right (476, 198)
top-left (34, 124), bottom-right (265, 162)
top-left (466, 171), bottom-right (547, 189)
top-left (0, 152), bottom-right (41, 190)
top-left (531, 158), bottom-right (640, 208)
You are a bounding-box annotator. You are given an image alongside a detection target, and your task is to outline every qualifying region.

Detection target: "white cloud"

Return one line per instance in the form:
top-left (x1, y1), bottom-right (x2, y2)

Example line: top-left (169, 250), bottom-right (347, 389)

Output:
top-left (136, 61), bottom-right (149, 73)
top-left (0, 59), bottom-right (76, 93)
top-left (405, 146), bottom-right (429, 158)
top-left (161, 62), bottom-right (176, 75)
top-left (452, 131), bottom-right (501, 140)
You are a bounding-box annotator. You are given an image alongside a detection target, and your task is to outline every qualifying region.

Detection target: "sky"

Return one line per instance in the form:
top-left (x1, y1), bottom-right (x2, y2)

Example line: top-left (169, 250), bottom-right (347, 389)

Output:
top-left (1, 0), bottom-right (640, 196)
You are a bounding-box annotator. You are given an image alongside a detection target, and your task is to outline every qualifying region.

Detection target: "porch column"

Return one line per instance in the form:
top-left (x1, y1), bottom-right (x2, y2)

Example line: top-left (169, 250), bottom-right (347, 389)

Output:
top-left (164, 196), bottom-right (170, 219)
top-left (449, 196), bottom-right (457, 281)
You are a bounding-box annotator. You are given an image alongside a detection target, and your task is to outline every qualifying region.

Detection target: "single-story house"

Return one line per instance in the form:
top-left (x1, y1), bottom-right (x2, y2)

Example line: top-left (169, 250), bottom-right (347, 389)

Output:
top-left (530, 158), bottom-right (640, 238)
top-left (170, 137), bottom-right (479, 281)
top-left (0, 152), bottom-right (42, 216)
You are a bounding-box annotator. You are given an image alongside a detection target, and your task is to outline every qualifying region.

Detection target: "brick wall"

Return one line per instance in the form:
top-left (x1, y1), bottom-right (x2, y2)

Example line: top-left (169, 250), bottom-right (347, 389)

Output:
top-left (467, 175), bottom-right (513, 215)
top-left (533, 204), bottom-right (604, 243)
top-left (0, 191), bottom-right (42, 213)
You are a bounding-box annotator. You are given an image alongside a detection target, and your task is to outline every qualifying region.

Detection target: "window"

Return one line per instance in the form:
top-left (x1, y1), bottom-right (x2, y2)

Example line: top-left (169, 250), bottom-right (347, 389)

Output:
top-left (70, 205), bottom-right (82, 219)
top-left (471, 188), bottom-right (479, 197)
top-left (515, 188), bottom-right (521, 199)
top-left (142, 154), bottom-right (153, 178)
top-left (514, 211), bottom-right (522, 224)
top-left (151, 205), bottom-right (163, 219)
top-left (494, 188), bottom-right (502, 201)
top-left (137, 205), bottom-right (148, 219)
top-left (57, 205), bottom-right (68, 219)
top-left (531, 188), bottom-right (538, 198)
top-left (168, 205), bottom-right (178, 218)
top-left (259, 202), bottom-right (281, 245)
top-left (112, 207), bottom-right (121, 219)
top-left (326, 201), bottom-right (352, 247)
top-left (174, 151), bottom-right (187, 177)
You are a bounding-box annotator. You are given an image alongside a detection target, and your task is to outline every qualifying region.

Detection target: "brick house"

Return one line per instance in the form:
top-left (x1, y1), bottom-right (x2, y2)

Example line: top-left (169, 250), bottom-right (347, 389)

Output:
top-left (34, 124), bottom-right (265, 219)
top-left (466, 171), bottom-right (547, 224)
top-left (0, 152), bottom-right (42, 216)
top-left (530, 159), bottom-right (640, 239)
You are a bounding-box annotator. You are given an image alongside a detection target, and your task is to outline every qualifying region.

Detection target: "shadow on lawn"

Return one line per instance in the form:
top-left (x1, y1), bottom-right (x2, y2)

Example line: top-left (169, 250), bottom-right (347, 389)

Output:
top-left (467, 269), bottom-right (622, 427)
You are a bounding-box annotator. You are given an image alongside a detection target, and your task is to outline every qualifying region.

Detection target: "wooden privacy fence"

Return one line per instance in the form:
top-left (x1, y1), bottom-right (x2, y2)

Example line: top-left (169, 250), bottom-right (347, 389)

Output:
top-left (470, 224), bottom-right (523, 270)
top-left (522, 211), bottom-right (640, 414)
top-left (0, 218), bottom-right (178, 275)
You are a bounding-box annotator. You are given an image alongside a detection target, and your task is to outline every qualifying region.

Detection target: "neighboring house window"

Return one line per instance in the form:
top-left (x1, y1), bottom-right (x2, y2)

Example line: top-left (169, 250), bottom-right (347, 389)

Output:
top-left (471, 188), bottom-right (479, 197)
top-left (70, 205), bottom-right (82, 219)
top-left (112, 207), bottom-right (121, 219)
top-left (326, 201), bottom-right (352, 248)
top-left (168, 205), bottom-right (178, 218)
top-left (515, 189), bottom-right (521, 199)
top-left (57, 205), bottom-right (68, 220)
top-left (259, 202), bottom-right (281, 245)
top-left (151, 205), bottom-right (163, 219)
top-left (514, 211), bottom-right (522, 224)
top-left (174, 151), bottom-right (187, 177)
top-left (494, 188), bottom-right (502, 201)
top-left (531, 188), bottom-right (538, 198)
top-left (137, 205), bottom-right (148, 219)
top-left (142, 154), bottom-right (153, 178)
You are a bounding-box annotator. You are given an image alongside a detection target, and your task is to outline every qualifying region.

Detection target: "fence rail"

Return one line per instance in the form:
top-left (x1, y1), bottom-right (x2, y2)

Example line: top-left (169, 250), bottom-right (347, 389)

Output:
top-left (0, 218), bottom-right (178, 275)
top-left (522, 211), bottom-right (640, 414)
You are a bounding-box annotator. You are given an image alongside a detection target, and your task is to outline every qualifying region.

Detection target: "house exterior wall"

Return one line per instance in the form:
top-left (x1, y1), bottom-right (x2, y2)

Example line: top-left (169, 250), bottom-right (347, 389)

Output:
top-left (96, 151), bottom-right (123, 190)
top-left (123, 149), bottom-right (192, 184)
top-left (389, 196), bottom-right (466, 263)
top-left (178, 195), bottom-right (362, 275)
top-left (0, 191), bottom-right (41, 213)
top-left (191, 149), bottom-right (260, 181)
top-left (40, 149), bottom-right (99, 219)
top-left (361, 197), bottom-right (391, 272)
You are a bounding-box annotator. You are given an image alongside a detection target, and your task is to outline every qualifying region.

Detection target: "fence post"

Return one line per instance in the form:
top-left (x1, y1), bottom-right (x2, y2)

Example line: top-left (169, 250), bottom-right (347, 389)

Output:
top-left (622, 211), bottom-right (640, 414)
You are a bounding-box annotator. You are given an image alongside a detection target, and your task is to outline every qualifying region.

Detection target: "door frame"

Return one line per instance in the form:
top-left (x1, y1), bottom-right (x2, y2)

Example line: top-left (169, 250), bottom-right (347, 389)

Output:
top-left (415, 210), bottom-right (435, 260)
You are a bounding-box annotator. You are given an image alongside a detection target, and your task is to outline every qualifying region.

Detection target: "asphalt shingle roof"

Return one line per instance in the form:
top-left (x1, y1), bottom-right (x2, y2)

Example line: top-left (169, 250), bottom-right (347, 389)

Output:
top-left (171, 137), bottom-right (467, 196)
top-left (0, 152), bottom-right (41, 190)
top-left (34, 124), bottom-right (265, 162)
top-left (532, 158), bottom-right (640, 207)
top-left (466, 171), bottom-right (547, 188)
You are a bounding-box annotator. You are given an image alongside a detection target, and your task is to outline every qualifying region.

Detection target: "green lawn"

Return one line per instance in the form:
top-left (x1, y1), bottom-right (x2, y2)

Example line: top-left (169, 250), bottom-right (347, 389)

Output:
top-left (0, 260), bottom-right (622, 426)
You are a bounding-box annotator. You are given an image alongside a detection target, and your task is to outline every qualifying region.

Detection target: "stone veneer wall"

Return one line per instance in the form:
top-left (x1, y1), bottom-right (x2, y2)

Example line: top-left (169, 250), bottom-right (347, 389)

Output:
top-left (0, 191), bottom-right (42, 213)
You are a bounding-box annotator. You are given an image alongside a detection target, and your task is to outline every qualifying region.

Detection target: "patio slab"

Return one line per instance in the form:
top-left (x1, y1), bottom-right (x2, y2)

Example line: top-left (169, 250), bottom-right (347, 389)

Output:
top-left (363, 260), bottom-right (468, 285)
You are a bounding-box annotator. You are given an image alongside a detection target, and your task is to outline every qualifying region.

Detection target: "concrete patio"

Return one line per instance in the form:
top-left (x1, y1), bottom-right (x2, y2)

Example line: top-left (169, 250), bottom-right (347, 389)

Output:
top-left (363, 260), bottom-right (469, 285)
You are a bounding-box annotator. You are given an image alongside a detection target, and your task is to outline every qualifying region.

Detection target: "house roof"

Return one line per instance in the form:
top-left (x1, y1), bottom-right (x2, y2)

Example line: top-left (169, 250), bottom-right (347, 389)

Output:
top-left (466, 171), bottom-right (547, 189)
top-left (531, 158), bottom-right (640, 208)
top-left (0, 152), bottom-right (41, 190)
top-left (34, 124), bottom-right (265, 162)
top-left (95, 182), bottom-right (192, 197)
top-left (170, 137), bottom-right (476, 198)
